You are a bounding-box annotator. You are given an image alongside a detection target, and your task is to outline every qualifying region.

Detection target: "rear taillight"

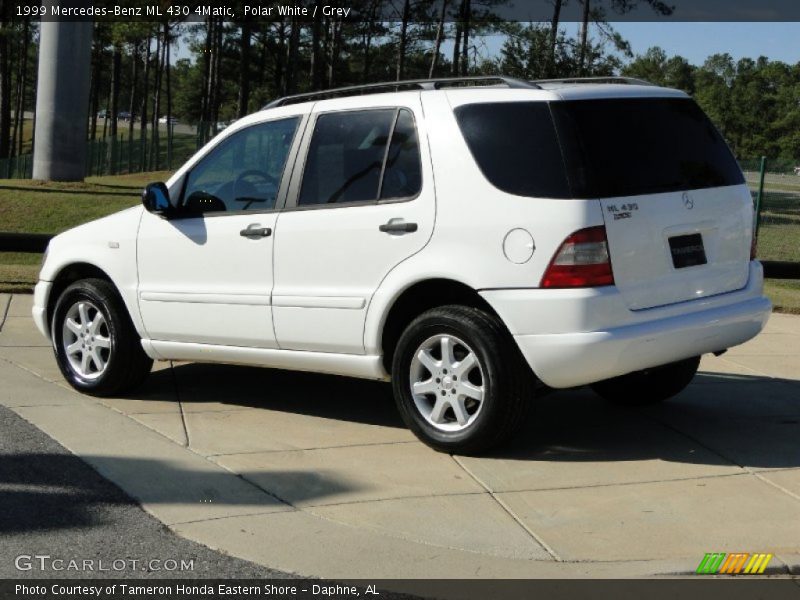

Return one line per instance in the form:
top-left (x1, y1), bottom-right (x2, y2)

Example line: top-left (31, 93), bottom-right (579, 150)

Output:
top-left (541, 226), bottom-right (614, 288)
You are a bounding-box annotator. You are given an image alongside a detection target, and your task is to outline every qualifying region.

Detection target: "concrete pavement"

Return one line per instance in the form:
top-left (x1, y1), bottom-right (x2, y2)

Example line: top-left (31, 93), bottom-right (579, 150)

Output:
top-left (0, 404), bottom-right (299, 579)
top-left (1, 292), bottom-right (800, 579)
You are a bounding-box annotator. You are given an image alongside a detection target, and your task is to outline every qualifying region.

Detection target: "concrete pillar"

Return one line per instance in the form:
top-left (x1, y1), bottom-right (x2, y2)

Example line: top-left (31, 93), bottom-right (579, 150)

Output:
top-left (32, 11), bottom-right (93, 181)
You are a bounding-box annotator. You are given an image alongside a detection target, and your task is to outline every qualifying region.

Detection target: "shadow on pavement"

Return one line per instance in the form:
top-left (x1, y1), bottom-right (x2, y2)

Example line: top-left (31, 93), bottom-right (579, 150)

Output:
top-left (130, 364), bottom-right (800, 470)
top-left (488, 373), bottom-right (800, 468)
top-left (168, 362), bottom-right (403, 428)
top-left (0, 452), bottom-right (360, 534)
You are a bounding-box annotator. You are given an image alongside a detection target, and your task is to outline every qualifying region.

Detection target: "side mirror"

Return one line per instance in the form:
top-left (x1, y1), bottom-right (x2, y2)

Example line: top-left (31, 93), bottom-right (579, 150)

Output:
top-left (142, 182), bottom-right (173, 217)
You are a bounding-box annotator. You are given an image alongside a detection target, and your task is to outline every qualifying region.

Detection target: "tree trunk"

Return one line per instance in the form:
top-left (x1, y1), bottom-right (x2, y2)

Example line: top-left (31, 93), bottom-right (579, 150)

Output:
top-left (363, 21), bottom-right (374, 83)
top-left (396, 0), bottom-right (411, 81)
top-left (109, 45), bottom-right (121, 137)
top-left (101, 82), bottom-right (110, 139)
top-left (429, 0), bottom-right (448, 78)
top-left (203, 18), bottom-right (217, 139)
top-left (89, 26), bottom-right (101, 142)
top-left (238, 21), bottom-right (252, 117)
top-left (11, 18), bottom-right (29, 159)
top-left (150, 33), bottom-right (162, 170)
top-left (285, 17), bottom-right (300, 95)
top-left (310, 11), bottom-right (323, 90)
top-left (451, 7), bottom-right (463, 77)
top-left (328, 19), bottom-right (342, 88)
top-left (0, 19), bottom-right (12, 159)
top-left (128, 40), bottom-right (138, 144)
top-left (460, 0), bottom-right (471, 76)
top-left (274, 20), bottom-right (287, 95)
top-left (165, 22), bottom-right (172, 169)
top-left (200, 16), bottom-right (213, 125)
top-left (545, 0), bottom-right (563, 78)
top-left (212, 16), bottom-right (223, 123)
top-left (579, 0), bottom-right (591, 75)
top-left (27, 52), bottom-right (37, 158)
top-left (17, 20), bottom-right (31, 157)
top-left (140, 34), bottom-right (150, 169)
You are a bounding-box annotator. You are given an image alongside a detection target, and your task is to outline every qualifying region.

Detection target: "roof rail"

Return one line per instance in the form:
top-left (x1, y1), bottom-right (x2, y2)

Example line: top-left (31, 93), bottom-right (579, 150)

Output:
top-left (531, 76), bottom-right (656, 87)
top-left (263, 76), bottom-right (541, 109)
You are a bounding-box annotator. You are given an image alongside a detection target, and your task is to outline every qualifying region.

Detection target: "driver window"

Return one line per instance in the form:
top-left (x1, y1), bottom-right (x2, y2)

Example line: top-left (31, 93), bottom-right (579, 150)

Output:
top-left (182, 117), bottom-right (300, 214)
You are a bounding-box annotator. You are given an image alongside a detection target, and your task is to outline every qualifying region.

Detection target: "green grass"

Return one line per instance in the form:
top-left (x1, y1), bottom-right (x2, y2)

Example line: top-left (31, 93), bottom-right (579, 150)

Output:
top-left (756, 190), bottom-right (800, 263)
top-left (0, 171), bottom-right (171, 291)
top-left (765, 280), bottom-right (800, 314)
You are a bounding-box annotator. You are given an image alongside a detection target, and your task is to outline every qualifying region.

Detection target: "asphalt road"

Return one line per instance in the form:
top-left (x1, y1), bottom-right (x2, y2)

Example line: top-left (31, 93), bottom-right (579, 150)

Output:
top-left (0, 404), bottom-right (295, 580)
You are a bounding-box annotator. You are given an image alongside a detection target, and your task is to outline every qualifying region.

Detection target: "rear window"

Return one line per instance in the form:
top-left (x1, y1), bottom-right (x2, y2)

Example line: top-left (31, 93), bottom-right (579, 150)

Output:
top-left (454, 98), bottom-right (744, 200)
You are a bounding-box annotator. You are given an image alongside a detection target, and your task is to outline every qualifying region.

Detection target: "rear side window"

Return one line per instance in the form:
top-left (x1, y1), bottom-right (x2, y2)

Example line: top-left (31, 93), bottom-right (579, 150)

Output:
top-left (380, 109), bottom-right (422, 200)
top-left (299, 108), bottom-right (422, 206)
top-left (454, 102), bottom-right (571, 199)
top-left (551, 97), bottom-right (744, 198)
top-left (454, 98), bottom-right (744, 200)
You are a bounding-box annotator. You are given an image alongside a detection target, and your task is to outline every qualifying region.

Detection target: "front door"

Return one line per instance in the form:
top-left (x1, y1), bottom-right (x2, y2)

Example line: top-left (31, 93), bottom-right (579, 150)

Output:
top-left (272, 95), bottom-right (435, 354)
top-left (137, 115), bottom-right (303, 348)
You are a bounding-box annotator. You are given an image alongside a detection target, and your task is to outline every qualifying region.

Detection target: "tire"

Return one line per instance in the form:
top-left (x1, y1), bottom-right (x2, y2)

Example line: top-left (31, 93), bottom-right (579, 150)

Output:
top-left (391, 305), bottom-right (533, 455)
top-left (590, 356), bottom-right (701, 407)
top-left (52, 278), bottom-right (153, 397)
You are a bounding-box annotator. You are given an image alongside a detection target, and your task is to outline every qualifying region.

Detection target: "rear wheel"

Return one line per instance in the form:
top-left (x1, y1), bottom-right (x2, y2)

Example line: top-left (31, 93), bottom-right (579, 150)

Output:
top-left (52, 278), bottom-right (152, 396)
top-left (391, 305), bottom-right (532, 454)
top-left (590, 356), bottom-right (701, 406)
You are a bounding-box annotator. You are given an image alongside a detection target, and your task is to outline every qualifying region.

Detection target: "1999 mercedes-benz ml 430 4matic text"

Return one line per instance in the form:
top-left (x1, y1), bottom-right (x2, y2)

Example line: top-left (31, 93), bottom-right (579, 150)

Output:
top-left (33, 76), bottom-right (772, 454)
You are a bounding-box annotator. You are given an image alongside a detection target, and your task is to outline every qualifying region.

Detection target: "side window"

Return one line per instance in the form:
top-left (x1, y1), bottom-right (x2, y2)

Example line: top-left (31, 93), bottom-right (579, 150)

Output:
top-left (454, 102), bottom-right (570, 199)
top-left (182, 117), bottom-right (299, 214)
top-left (298, 108), bottom-right (422, 207)
top-left (380, 109), bottom-right (422, 200)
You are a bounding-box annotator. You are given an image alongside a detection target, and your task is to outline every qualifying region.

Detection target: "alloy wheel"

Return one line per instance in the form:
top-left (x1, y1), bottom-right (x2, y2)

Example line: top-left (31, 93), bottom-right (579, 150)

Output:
top-left (409, 334), bottom-right (485, 432)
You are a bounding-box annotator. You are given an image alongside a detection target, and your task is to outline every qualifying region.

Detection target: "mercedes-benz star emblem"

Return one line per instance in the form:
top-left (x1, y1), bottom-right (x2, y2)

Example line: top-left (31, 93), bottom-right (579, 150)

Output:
top-left (682, 192), bottom-right (694, 210)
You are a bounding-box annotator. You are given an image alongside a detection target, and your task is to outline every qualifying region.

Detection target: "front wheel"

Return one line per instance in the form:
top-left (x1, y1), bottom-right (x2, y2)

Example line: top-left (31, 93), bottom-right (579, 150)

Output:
top-left (52, 278), bottom-right (153, 397)
top-left (590, 356), bottom-right (701, 406)
top-left (391, 305), bottom-right (533, 455)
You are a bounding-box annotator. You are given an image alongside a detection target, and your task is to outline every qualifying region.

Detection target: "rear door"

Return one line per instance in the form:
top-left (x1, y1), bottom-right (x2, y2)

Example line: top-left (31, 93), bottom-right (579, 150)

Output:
top-left (271, 94), bottom-right (434, 354)
top-left (551, 97), bottom-right (753, 310)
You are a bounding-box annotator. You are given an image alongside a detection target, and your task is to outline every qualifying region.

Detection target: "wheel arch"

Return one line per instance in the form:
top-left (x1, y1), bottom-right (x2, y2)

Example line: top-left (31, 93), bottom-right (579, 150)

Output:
top-left (378, 278), bottom-right (504, 374)
top-left (46, 263), bottom-right (118, 336)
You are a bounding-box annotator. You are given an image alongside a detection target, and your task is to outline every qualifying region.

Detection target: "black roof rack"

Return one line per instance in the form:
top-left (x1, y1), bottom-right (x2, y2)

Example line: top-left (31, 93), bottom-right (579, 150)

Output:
top-left (263, 76), bottom-right (541, 109)
top-left (530, 76), bottom-right (656, 87)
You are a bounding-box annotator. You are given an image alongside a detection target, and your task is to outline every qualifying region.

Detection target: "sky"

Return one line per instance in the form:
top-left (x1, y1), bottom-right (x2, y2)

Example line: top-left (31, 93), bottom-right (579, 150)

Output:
top-left (466, 22), bottom-right (800, 66)
top-left (610, 22), bottom-right (800, 65)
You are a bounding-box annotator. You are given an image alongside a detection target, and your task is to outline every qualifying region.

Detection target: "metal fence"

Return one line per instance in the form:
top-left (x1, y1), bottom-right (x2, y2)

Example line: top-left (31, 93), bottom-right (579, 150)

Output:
top-left (0, 153), bottom-right (33, 179)
top-left (0, 121), bottom-right (227, 180)
top-left (746, 159), bottom-right (800, 267)
top-left (83, 131), bottom-right (198, 177)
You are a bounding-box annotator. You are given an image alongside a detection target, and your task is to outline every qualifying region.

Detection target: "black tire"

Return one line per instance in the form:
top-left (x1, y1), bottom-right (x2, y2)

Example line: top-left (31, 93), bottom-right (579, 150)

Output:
top-left (52, 278), bottom-right (153, 397)
top-left (391, 305), bottom-right (533, 455)
top-left (590, 356), bottom-right (701, 406)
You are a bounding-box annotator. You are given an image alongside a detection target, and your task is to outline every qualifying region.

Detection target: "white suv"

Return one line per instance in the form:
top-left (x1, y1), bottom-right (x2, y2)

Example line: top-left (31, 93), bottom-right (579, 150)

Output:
top-left (33, 77), bottom-right (771, 454)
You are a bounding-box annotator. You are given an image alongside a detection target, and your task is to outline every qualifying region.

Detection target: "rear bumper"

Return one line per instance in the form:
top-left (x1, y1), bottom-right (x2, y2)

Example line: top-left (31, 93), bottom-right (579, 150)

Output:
top-left (480, 262), bottom-right (771, 389)
top-left (514, 294), bottom-right (771, 388)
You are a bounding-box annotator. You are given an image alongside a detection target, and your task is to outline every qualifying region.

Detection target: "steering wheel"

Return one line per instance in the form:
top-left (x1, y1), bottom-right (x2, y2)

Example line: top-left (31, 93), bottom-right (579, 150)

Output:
top-left (233, 169), bottom-right (278, 209)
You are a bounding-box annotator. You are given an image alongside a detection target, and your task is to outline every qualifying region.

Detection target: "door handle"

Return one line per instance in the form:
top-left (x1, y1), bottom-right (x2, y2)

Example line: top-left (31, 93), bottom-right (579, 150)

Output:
top-left (379, 220), bottom-right (418, 234)
top-left (240, 225), bottom-right (272, 238)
